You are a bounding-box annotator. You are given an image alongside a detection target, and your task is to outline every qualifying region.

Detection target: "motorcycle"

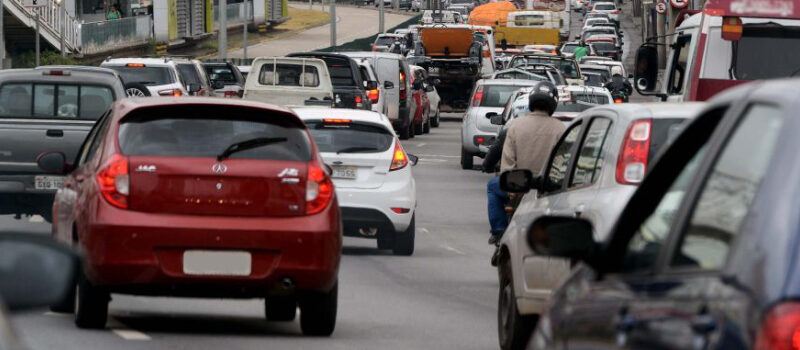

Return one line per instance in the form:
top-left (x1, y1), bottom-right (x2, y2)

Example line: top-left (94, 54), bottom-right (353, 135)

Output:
top-left (611, 90), bottom-right (629, 104)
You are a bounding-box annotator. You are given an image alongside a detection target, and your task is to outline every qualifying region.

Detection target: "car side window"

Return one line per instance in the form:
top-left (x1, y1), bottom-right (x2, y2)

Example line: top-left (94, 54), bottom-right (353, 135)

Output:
top-left (671, 104), bottom-right (784, 270)
top-left (667, 35), bottom-right (691, 95)
top-left (76, 112), bottom-right (111, 166)
top-left (543, 123), bottom-right (583, 193)
top-left (570, 117), bottom-right (612, 187)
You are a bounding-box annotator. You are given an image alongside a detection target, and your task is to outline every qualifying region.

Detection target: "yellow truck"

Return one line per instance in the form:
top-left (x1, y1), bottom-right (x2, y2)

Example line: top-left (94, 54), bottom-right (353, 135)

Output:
top-left (494, 10), bottom-right (561, 48)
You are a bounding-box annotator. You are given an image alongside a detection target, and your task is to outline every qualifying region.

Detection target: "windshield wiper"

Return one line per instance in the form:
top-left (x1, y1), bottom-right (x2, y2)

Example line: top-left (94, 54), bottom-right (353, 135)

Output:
top-left (336, 146), bottom-right (380, 154)
top-left (217, 137), bottom-right (287, 161)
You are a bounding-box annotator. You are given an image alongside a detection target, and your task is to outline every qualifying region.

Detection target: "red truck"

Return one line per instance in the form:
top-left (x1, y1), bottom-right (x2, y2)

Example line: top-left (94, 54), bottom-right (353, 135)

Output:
top-left (634, 0), bottom-right (800, 102)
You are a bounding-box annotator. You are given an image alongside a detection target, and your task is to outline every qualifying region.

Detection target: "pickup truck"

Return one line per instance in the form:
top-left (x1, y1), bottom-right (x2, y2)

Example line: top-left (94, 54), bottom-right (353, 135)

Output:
top-left (0, 67), bottom-right (125, 222)
top-left (287, 52), bottom-right (377, 110)
top-left (243, 57), bottom-right (334, 107)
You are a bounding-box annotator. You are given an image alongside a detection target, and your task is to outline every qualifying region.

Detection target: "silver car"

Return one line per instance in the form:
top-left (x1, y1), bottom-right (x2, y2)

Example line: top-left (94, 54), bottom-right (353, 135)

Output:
top-left (493, 102), bottom-right (705, 350)
top-left (461, 79), bottom-right (541, 169)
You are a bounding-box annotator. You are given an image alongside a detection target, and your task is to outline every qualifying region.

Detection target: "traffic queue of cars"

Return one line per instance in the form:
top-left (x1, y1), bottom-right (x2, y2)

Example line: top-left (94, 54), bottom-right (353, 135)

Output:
top-left (0, 44), bottom-right (438, 336)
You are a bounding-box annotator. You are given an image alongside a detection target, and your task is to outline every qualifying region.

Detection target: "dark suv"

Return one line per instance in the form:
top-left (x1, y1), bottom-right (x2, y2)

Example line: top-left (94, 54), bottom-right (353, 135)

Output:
top-left (287, 52), bottom-right (377, 110)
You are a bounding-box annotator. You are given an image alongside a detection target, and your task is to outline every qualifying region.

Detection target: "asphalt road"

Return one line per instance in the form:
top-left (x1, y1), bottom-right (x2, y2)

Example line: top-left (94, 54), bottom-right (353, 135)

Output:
top-left (228, 4), bottom-right (415, 58)
top-left (7, 117), bottom-right (501, 350)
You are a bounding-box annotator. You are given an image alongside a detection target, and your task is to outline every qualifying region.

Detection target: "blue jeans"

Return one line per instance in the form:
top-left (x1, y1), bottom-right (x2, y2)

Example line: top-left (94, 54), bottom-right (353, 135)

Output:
top-left (487, 177), bottom-right (509, 236)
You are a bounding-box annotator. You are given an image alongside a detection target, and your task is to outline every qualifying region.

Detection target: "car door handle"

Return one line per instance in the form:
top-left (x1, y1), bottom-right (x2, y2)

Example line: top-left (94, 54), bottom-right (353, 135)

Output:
top-left (46, 129), bottom-right (64, 137)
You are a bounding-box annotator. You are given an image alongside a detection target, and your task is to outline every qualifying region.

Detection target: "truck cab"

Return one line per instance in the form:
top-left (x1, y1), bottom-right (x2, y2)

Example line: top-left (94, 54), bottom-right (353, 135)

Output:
top-left (635, 0), bottom-right (800, 102)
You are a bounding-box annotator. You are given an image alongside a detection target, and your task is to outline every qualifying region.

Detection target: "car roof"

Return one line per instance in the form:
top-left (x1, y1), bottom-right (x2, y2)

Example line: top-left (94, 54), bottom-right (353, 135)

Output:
top-left (579, 64), bottom-right (610, 70)
top-left (102, 58), bottom-right (179, 66)
top-left (292, 107), bottom-right (392, 127)
top-left (0, 68), bottom-right (125, 87)
top-left (479, 79), bottom-right (541, 86)
top-left (341, 51), bottom-right (405, 60)
top-left (111, 97), bottom-right (296, 122)
top-left (589, 102), bottom-right (706, 121)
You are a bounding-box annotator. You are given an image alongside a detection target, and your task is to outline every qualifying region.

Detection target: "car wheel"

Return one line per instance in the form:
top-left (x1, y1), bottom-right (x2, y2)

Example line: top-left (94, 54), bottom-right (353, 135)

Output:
top-left (431, 108), bottom-right (440, 127)
top-left (300, 282), bottom-right (338, 336)
top-left (461, 148), bottom-right (473, 170)
top-left (413, 120), bottom-right (423, 135)
top-left (393, 214), bottom-right (415, 256)
top-left (423, 113), bottom-right (431, 134)
top-left (498, 262), bottom-right (537, 350)
top-left (408, 122), bottom-right (416, 139)
top-left (74, 271), bottom-right (109, 329)
top-left (377, 232), bottom-right (394, 250)
top-left (265, 296), bottom-right (297, 321)
top-left (124, 83), bottom-right (151, 97)
top-left (398, 124), bottom-right (411, 140)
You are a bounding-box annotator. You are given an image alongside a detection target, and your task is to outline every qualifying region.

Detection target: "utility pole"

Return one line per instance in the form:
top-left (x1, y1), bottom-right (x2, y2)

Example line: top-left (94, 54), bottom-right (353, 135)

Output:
top-left (309, 0), bottom-right (312, 10)
top-left (59, 0), bottom-right (65, 56)
top-left (379, 0), bottom-right (384, 33)
top-left (35, 13), bottom-right (40, 66)
top-left (242, 0), bottom-right (248, 59)
top-left (0, 0), bottom-right (4, 68)
top-left (329, 0), bottom-right (336, 47)
top-left (219, 0), bottom-right (227, 59)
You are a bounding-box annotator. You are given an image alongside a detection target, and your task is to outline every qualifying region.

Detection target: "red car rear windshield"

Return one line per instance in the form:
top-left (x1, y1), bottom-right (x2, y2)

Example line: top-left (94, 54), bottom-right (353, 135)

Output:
top-left (118, 106), bottom-right (312, 161)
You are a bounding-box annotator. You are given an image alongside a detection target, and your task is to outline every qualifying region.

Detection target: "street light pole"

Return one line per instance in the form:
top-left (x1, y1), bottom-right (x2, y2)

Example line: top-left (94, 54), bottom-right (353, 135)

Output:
top-left (242, 0), bottom-right (248, 59)
top-left (379, 0), bottom-right (384, 33)
top-left (57, 0), bottom-right (65, 56)
top-left (0, 0), bottom-right (4, 68)
top-left (329, 0), bottom-right (335, 47)
top-left (35, 13), bottom-right (40, 66)
top-left (219, 0), bottom-right (227, 59)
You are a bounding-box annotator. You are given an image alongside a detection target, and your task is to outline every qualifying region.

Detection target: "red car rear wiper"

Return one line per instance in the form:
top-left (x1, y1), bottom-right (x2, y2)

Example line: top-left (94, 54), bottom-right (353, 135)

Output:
top-left (217, 137), bottom-right (287, 161)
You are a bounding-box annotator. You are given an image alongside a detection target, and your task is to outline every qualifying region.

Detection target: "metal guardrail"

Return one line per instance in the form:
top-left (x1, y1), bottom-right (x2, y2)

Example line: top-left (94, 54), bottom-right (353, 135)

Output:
top-left (80, 16), bottom-right (152, 55)
top-left (24, 0), bottom-right (81, 51)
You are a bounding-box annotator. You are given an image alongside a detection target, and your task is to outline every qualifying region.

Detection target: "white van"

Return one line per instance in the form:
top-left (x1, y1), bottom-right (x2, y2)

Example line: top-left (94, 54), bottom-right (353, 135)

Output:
top-left (243, 57), bottom-right (333, 107)
top-left (341, 52), bottom-right (416, 140)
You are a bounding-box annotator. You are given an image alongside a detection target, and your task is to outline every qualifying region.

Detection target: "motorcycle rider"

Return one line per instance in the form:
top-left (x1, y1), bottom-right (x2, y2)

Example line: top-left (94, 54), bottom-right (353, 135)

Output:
top-left (484, 82), bottom-right (565, 245)
top-left (603, 66), bottom-right (633, 101)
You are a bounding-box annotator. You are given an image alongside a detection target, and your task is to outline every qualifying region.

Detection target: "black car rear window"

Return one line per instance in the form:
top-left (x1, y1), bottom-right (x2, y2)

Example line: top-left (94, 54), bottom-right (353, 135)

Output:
top-left (205, 65), bottom-right (239, 84)
top-left (480, 85), bottom-right (528, 107)
top-left (649, 118), bottom-right (687, 161)
top-left (0, 83), bottom-right (114, 120)
top-left (107, 66), bottom-right (173, 85)
top-left (328, 66), bottom-right (357, 87)
top-left (306, 121), bottom-right (393, 153)
top-left (592, 42), bottom-right (617, 51)
top-left (118, 106), bottom-right (312, 161)
top-left (177, 64), bottom-right (202, 85)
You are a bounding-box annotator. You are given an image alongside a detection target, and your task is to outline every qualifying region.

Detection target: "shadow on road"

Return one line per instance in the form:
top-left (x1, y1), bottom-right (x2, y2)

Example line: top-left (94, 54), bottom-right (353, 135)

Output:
top-left (342, 246), bottom-right (394, 256)
top-left (112, 313), bottom-right (302, 337)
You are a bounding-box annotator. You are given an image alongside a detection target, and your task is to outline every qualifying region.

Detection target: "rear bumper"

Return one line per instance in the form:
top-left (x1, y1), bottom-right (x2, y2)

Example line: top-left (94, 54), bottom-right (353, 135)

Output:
top-left (461, 121), bottom-right (494, 155)
top-left (0, 175), bottom-right (57, 215)
top-left (81, 199), bottom-right (342, 296)
top-left (336, 176), bottom-right (415, 233)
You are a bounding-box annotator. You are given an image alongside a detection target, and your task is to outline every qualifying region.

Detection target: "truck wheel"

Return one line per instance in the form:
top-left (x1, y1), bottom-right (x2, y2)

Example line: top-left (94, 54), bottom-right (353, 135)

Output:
top-left (461, 148), bottom-right (474, 170)
top-left (265, 296), bottom-right (297, 322)
top-left (431, 108), bottom-right (440, 127)
top-left (74, 272), bottom-right (109, 329)
top-left (498, 262), bottom-right (536, 350)
top-left (300, 283), bottom-right (338, 336)
top-left (393, 215), bottom-right (415, 256)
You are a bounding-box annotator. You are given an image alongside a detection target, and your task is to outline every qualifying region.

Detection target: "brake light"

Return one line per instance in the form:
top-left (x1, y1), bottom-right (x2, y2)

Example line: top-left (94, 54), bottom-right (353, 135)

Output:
top-left (368, 89), bottom-right (380, 103)
top-left (399, 72), bottom-right (407, 100)
top-left (355, 95), bottom-right (363, 104)
top-left (615, 119), bottom-right (651, 185)
top-left (126, 63), bottom-right (145, 67)
top-left (42, 70), bottom-right (70, 76)
top-left (389, 139), bottom-right (408, 171)
top-left (391, 207), bottom-right (411, 214)
top-left (323, 118), bottom-right (352, 124)
top-left (756, 302), bottom-right (800, 350)
top-left (472, 85), bottom-right (484, 107)
top-left (306, 164), bottom-right (333, 215)
top-left (158, 89), bottom-right (182, 97)
top-left (611, 9), bottom-right (618, 14)
top-left (97, 154), bottom-right (129, 209)
top-left (614, 98), bottom-right (623, 104)
top-left (224, 91), bottom-right (238, 98)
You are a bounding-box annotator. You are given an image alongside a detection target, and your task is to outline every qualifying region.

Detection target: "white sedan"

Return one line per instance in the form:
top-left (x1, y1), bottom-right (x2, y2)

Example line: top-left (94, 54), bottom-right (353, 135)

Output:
top-left (294, 107), bottom-right (418, 255)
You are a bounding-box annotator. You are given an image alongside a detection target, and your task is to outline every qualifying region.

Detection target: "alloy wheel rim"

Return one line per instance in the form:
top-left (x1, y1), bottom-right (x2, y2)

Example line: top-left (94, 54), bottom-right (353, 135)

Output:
top-left (126, 88), bottom-right (146, 97)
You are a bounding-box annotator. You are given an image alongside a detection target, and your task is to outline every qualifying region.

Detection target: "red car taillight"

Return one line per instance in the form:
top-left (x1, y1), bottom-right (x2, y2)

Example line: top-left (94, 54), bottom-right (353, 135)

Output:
top-left (368, 89), bottom-right (380, 103)
top-left (97, 154), bottom-right (129, 209)
top-left (390, 140), bottom-right (408, 171)
top-left (472, 85), bottom-right (484, 107)
top-left (756, 302), bottom-right (800, 350)
top-left (399, 73), bottom-right (407, 100)
top-left (158, 89), bottom-right (182, 97)
top-left (614, 98), bottom-right (623, 104)
top-left (224, 91), bottom-right (238, 98)
top-left (306, 164), bottom-right (333, 215)
top-left (615, 119), bottom-right (651, 185)
top-left (611, 10), bottom-right (618, 14)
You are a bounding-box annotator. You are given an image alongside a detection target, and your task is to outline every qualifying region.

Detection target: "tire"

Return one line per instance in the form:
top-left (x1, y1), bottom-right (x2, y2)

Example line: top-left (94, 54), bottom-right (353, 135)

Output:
top-left (265, 296), bottom-right (297, 322)
top-left (300, 283), bottom-right (338, 336)
top-left (124, 83), bottom-right (151, 97)
top-left (398, 123), bottom-right (411, 140)
top-left (49, 283), bottom-right (76, 313)
top-left (74, 272), bottom-right (109, 329)
top-left (392, 214), bottom-right (415, 256)
top-left (414, 121), bottom-right (424, 135)
top-left (498, 263), bottom-right (537, 350)
top-left (377, 233), bottom-right (394, 250)
top-left (431, 108), bottom-right (440, 127)
top-left (408, 122), bottom-right (416, 139)
top-left (423, 113), bottom-right (431, 134)
top-left (461, 148), bottom-right (474, 170)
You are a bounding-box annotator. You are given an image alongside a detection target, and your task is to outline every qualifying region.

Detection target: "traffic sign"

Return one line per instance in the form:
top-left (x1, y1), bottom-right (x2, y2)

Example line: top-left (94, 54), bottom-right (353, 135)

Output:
top-left (656, 1), bottom-right (667, 13)
top-left (670, 0), bottom-right (689, 8)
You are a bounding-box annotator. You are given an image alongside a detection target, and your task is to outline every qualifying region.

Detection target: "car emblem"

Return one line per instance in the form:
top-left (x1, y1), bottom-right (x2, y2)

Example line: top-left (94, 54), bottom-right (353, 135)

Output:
top-left (212, 163), bottom-right (228, 174)
top-left (277, 168), bottom-right (299, 177)
top-left (136, 165), bottom-right (157, 173)
top-left (216, 182), bottom-right (223, 190)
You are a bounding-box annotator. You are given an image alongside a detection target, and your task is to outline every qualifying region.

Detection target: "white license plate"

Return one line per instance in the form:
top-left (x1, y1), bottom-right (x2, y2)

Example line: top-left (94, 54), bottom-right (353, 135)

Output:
top-left (34, 176), bottom-right (64, 190)
top-left (331, 165), bottom-right (358, 179)
top-left (182, 250), bottom-right (251, 276)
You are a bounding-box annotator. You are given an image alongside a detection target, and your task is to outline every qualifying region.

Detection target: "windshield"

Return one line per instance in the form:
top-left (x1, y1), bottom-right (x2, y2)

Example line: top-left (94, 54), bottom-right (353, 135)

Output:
top-left (595, 3), bottom-right (615, 10)
top-left (592, 42), bottom-right (617, 51)
top-left (306, 121), bottom-right (393, 153)
top-left (0, 83), bottom-right (114, 119)
top-left (107, 66), bottom-right (173, 85)
top-left (478, 85), bottom-right (530, 107)
top-left (511, 57), bottom-right (581, 79)
top-left (177, 64), bottom-right (202, 86)
top-left (556, 102), bottom-right (595, 113)
top-left (375, 36), bottom-right (399, 46)
top-left (572, 92), bottom-right (609, 104)
top-left (205, 65), bottom-right (239, 84)
top-left (582, 29), bottom-right (615, 40)
top-left (584, 73), bottom-right (608, 87)
top-left (562, 44), bottom-right (578, 53)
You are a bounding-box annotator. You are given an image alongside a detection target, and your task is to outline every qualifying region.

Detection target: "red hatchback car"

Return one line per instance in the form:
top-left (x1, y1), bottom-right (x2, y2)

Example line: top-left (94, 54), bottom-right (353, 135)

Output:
top-left (39, 98), bottom-right (342, 336)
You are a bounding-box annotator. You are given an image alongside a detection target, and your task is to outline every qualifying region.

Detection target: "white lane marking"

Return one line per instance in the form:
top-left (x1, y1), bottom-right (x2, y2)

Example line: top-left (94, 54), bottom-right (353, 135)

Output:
top-left (43, 311), bottom-right (71, 317)
top-left (416, 143), bottom-right (426, 147)
top-left (418, 158), bottom-right (447, 163)
top-left (29, 215), bottom-right (44, 223)
top-left (441, 244), bottom-right (466, 255)
top-left (112, 329), bottom-right (152, 341)
top-left (420, 227), bottom-right (430, 234)
top-left (414, 154), bottom-right (460, 158)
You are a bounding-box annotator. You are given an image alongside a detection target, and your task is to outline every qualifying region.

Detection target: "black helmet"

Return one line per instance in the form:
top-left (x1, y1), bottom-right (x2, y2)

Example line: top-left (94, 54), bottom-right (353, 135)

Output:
top-left (528, 81), bottom-right (558, 115)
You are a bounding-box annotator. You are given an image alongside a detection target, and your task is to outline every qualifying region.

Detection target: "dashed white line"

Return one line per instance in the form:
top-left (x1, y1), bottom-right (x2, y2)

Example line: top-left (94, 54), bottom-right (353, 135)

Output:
top-left (416, 143), bottom-right (426, 147)
top-left (414, 154), bottom-right (460, 158)
top-left (441, 244), bottom-right (466, 255)
top-left (43, 311), bottom-right (71, 317)
top-left (29, 215), bottom-right (44, 223)
top-left (420, 227), bottom-right (430, 234)
top-left (112, 329), bottom-right (152, 341)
